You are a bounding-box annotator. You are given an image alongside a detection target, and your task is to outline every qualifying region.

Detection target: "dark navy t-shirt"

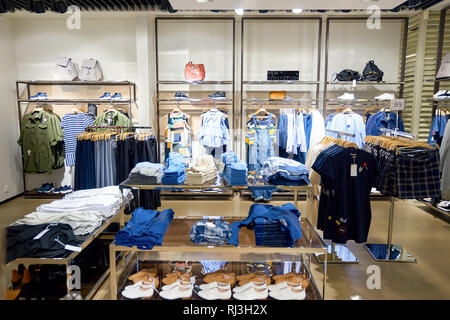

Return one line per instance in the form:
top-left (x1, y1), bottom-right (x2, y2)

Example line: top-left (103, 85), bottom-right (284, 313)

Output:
top-left (312, 146), bottom-right (377, 244)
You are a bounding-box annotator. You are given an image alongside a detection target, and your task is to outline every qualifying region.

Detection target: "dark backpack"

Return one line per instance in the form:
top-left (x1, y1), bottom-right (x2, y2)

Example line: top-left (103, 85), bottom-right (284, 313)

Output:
top-left (332, 69), bottom-right (362, 82)
top-left (362, 60), bottom-right (384, 82)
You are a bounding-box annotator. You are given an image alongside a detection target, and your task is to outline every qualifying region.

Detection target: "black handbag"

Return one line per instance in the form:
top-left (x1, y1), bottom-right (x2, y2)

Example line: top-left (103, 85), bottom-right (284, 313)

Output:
top-left (362, 60), bottom-right (384, 82)
top-left (332, 69), bottom-right (362, 81)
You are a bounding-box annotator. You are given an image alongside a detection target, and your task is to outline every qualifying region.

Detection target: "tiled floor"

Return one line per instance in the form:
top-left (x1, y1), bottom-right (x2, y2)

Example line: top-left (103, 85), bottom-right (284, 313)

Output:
top-left (1, 195), bottom-right (449, 300)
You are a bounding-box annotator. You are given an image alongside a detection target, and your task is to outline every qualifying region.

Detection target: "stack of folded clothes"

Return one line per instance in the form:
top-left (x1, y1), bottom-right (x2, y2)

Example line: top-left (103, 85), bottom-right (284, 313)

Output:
top-left (261, 157), bottom-right (310, 186)
top-left (185, 155), bottom-right (218, 185)
top-left (228, 203), bottom-right (302, 248)
top-left (128, 162), bottom-right (165, 185)
top-left (190, 219), bottom-right (232, 245)
top-left (221, 151), bottom-right (248, 186)
top-left (115, 207), bottom-right (174, 249)
top-left (162, 152), bottom-right (187, 185)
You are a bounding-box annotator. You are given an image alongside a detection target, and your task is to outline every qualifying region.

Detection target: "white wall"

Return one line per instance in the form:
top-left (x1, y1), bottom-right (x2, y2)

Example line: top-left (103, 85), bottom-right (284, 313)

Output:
top-left (0, 16), bottom-right (22, 202)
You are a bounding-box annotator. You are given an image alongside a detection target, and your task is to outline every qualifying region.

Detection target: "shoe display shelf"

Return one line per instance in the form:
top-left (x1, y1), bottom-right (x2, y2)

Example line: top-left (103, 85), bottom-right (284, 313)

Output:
top-left (110, 181), bottom-right (327, 300)
top-left (16, 80), bottom-right (137, 199)
top-left (6, 207), bottom-right (126, 300)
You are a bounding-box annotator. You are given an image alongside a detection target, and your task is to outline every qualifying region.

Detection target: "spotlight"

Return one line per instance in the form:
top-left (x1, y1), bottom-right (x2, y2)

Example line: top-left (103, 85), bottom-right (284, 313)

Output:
top-left (235, 8), bottom-right (244, 15)
top-left (292, 8), bottom-right (303, 14)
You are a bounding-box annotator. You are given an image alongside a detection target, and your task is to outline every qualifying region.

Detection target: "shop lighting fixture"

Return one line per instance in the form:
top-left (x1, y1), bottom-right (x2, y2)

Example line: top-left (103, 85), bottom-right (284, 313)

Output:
top-left (235, 8), bottom-right (244, 15)
top-left (292, 8), bottom-right (303, 14)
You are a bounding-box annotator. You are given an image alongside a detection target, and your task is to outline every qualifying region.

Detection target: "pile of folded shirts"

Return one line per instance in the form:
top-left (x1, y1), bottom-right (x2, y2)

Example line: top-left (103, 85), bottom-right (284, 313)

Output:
top-left (221, 151), bottom-right (248, 186)
top-left (10, 211), bottom-right (103, 236)
top-left (7, 223), bottom-right (81, 262)
top-left (37, 192), bottom-right (122, 218)
top-left (190, 219), bottom-right (232, 246)
top-left (115, 207), bottom-right (174, 249)
top-left (128, 162), bottom-right (165, 185)
top-left (185, 155), bottom-right (218, 185)
top-left (162, 152), bottom-right (187, 185)
top-left (228, 203), bottom-right (302, 248)
top-left (261, 157), bottom-right (310, 186)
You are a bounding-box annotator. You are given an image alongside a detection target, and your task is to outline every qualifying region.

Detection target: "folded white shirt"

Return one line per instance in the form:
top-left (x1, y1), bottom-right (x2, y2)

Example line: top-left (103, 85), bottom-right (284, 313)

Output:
top-left (63, 186), bottom-right (123, 200)
top-left (11, 211), bottom-right (104, 235)
top-left (36, 195), bottom-right (121, 218)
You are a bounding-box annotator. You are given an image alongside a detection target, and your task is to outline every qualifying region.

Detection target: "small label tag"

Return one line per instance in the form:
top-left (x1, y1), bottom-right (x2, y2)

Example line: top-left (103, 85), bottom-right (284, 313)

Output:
top-left (64, 244), bottom-right (82, 252)
top-left (352, 79), bottom-right (357, 87)
top-left (350, 164), bottom-right (357, 177)
top-left (27, 150), bottom-right (32, 156)
top-left (33, 227), bottom-right (51, 240)
top-left (205, 222), bottom-right (215, 228)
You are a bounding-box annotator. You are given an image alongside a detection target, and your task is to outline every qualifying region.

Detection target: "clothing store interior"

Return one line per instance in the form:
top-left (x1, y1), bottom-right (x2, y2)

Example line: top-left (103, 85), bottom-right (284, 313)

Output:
top-left (0, 0), bottom-right (449, 302)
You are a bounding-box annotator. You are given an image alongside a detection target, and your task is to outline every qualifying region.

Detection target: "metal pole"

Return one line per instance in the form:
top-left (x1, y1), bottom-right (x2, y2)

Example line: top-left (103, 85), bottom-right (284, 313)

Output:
top-left (294, 189), bottom-right (298, 209)
top-left (109, 244), bottom-right (117, 300)
top-left (387, 196), bottom-right (396, 260)
top-left (323, 253), bottom-right (327, 300)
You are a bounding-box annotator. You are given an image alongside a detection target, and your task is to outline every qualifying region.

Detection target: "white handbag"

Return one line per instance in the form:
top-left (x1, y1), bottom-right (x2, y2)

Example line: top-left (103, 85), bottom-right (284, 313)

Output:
top-left (436, 53), bottom-right (450, 80)
top-left (55, 57), bottom-right (78, 81)
top-left (79, 58), bottom-right (103, 81)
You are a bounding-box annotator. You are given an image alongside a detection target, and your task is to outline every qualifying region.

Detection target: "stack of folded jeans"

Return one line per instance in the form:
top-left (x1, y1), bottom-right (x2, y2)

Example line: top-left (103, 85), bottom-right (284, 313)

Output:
top-left (185, 155), bottom-right (218, 185)
top-left (162, 152), bottom-right (187, 185)
top-left (190, 219), bottom-right (232, 245)
top-left (261, 157), bottom-right (310, 186)
top-left (221, 151), bottom-right (248, 186)
top-left (128, 162), bottom-right (165, 185)
top-left (115, 207), bottom-right (174, 250)
top-left (228, 203), bottom-right (302, 248)
top-left (254, 217), bottom-right (295, 247)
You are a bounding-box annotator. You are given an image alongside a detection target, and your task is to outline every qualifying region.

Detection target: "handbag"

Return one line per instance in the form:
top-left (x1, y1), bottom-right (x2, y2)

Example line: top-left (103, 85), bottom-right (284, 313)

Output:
top-left (362, 60), bottom-right (384, 82)
top-left (332, 69), bottom-right (362, 82)
top-left (270, 91), bottom-right (286, 100)
top-left (184, 61), bottom-right (205, 81)
top-left (55, 57), bottom-right (78, 81)
top-left (79, 59), bottom-right (103, 81)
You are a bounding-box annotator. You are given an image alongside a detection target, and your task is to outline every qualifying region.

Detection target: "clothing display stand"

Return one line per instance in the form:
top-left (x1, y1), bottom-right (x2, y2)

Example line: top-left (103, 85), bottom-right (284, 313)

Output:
top-left (314, 129), bottom-right (360, 264)
top-left (15, 80), bottom-right (137, 199)
top-left (112, 181), bottom-right (328, 300)
top-left (364, 128), bottom-right (417, 262)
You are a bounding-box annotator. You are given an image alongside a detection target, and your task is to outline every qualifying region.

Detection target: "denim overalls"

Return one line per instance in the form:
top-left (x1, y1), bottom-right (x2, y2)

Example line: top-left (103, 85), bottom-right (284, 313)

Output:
top-left (247, 114), bottom-right (275, 172)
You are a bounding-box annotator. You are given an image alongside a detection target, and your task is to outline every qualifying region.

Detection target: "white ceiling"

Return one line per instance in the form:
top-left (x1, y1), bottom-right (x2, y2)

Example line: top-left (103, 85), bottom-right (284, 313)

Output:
top-left (170, 0), bottom-right (407, 10)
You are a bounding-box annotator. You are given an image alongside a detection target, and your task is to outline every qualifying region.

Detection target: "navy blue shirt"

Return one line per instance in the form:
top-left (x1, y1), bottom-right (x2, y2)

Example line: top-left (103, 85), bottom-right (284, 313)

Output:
top-left (312, 146), bottom-right (377, 244)
top-left (365, 110), bottom-right (404, 136)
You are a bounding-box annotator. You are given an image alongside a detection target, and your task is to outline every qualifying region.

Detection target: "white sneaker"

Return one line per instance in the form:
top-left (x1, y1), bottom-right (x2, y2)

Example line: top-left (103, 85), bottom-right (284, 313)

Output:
top-left (375, 93), bottom-right (395, 101)
top-left (433, 90), bottom-right (448, 100)
top-left (198, 284), bottom-right (232, 300)
top-left (199, 281), bottom-right (226, 291)
top-left (233, 286), bottom-right (268, 300)
top-left (159, 283), bottom-right (193, 300)
top-left (267, 281), bottom-right (292, 291)
top-left (233, 281), bottom-right (266, 293)
top-left (269, 285), bottom-right (306, 300)
top-left (122, 281), bottom-right (155, 299)
top-left (337, 93), bottom-right (355, 100)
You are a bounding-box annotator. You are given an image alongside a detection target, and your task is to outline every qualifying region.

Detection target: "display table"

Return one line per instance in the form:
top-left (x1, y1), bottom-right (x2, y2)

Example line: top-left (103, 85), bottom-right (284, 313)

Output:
top-left (109, 215), bottom-right (327, 300)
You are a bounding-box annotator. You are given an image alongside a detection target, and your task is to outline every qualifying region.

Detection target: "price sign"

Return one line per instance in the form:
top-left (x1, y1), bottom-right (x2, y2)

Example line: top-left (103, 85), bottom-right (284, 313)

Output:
top-left (390, 99), bottom-right (405, 111)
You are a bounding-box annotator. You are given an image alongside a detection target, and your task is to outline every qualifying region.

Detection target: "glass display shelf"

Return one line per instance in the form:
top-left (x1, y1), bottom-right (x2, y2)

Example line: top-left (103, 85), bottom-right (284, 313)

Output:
top-left (243, 80), bottom-right (320, 85)
top-left (109, 215), bottom-right (327, 300)
top-left (326, 81), bottom-right (404, 85)
top-left (157, 80), bottom-right (233, 85)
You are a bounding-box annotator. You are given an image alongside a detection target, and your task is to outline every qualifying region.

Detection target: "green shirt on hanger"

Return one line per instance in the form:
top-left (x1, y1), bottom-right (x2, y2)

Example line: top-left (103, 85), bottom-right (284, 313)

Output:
top-left (93, 110), bottom-right (132, 131)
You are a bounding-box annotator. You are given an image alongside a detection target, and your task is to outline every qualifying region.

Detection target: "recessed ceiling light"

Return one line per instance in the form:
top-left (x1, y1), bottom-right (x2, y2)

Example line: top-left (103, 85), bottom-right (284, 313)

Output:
top-left (292, 8), bottom-right (303, 14)
top-left (235, 8), bottom-right (244, 15)
top-left (196, 0), bottom-right (213, 3)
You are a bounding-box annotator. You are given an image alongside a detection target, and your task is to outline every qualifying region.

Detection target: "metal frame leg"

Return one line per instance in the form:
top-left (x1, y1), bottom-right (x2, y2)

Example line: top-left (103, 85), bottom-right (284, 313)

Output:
top-left (109, 245), bottom-right (117, 300)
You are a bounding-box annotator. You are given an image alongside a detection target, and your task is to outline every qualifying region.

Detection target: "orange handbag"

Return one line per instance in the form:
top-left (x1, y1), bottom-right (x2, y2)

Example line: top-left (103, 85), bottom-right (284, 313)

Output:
top-left (184, 61), bottom-right (205, 81)
top-left (270, 91), bottom-right (286, 100)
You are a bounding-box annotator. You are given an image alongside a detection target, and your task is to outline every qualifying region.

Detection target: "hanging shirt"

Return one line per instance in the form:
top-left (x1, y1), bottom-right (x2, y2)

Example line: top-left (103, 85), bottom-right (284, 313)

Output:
top-left (312, 146), bottom-right (377, 244)
top-left (197, 110), bottom-right (230, 148)
top-left (164, 111), bottom-right (192, 162)
top-left (93, 110), bottom-right (132, 129)
top-left (365, 109), bottom-right (405, 136)
top-left (440, 121), bottom-right (450, 200)
top-left (327, 113), bottom-right (366, 148)
top-left (60, 113), bottom-right (94, 166)
top-left (428, 113), bottom-right (448, 146)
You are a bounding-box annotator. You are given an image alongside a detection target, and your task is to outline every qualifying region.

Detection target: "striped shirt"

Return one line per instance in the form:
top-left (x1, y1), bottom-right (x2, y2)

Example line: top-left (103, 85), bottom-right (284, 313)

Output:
top-left (60, 113), bottom-right (94, 166)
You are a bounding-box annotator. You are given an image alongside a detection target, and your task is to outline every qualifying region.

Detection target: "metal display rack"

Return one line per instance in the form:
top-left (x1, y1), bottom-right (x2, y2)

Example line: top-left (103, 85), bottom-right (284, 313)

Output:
top-left (110, 181), bottom-right (327, 301)
top-left (16, 80), bottom-right (137, 199)
top-left (7, 207), bottom-right (126, 300)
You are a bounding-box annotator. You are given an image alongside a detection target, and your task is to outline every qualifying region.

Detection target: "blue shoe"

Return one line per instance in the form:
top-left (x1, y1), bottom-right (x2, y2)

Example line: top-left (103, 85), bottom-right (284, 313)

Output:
top-left (111, 93), bottom-right (124, 101)
top-left (43, 183), bottom-right (54, 193)
top-left (208, 91), bottom-right (226, 100)
top-left (100, 92), bottom-right (112, 100)
top-left (60, 186), bottom-right (72, 194)
top-left (174, 91), bottom-right (189, 100)
top-left (30, 92), bottom-right (42, 100)
top-left (39, 92), bottom-right (48, 100)
top-left (52, 186), bottom-right (62, 194)
top-left (37, 183), bottom-right (49, 193)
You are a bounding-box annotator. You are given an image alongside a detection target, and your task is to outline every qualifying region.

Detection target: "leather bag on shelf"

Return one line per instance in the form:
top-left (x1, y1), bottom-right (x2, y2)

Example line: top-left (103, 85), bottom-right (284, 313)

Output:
top-left (79, 58), bottom-right (103, 81)
top-left (269, 91), bottom-right (286, 100)
top-left (55, 57), bottom-right (78, 81)
top-left (184, 61), bottom-right (205, 81)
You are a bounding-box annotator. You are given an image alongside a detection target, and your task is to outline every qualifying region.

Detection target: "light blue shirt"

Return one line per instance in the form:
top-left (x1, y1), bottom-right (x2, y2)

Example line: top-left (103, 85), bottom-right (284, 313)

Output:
top-left (198, 110), bottom-right (230, 148)
top-left (327, 113), bottom-right (366, 148)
